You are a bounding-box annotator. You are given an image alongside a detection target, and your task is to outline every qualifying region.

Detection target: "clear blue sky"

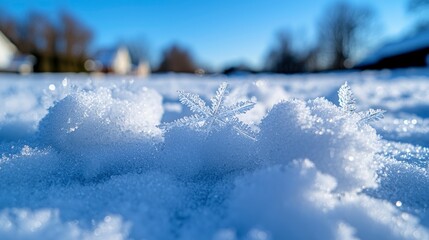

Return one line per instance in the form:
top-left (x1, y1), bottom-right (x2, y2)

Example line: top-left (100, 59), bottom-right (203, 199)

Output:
top-left (0, 0), bottom-right (414, 70)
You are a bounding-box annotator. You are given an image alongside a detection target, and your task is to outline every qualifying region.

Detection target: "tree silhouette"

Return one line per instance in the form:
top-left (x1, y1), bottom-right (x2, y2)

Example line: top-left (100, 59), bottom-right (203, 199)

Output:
top-left (57, 12), bottom-right (92, 72)
top-left (408, 0), bottom-right (429, 32)
top-left (25, 12), bottom-right (58, 71)
top-left (317, 1), bottom-right (375, 70)
top-left (0, 10), bottom-right (92, 72)
top-left (265, 31), bottom-right (307, 73)
top-left (158, 44), bottom-right (197, 73)
top-left (0, 10), bottom-right (19, 45)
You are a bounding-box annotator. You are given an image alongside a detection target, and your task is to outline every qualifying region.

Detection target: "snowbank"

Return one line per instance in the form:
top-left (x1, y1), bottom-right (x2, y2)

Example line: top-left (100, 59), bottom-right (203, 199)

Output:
top-left (259, 98), bottom-right (380, 191)
top-left (0, 73), bottom-right (428, 239)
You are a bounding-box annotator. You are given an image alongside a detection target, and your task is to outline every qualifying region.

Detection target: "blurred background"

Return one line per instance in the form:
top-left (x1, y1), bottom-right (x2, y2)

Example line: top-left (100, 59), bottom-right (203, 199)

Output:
top-left (0, 0), bottom-right (428, 76)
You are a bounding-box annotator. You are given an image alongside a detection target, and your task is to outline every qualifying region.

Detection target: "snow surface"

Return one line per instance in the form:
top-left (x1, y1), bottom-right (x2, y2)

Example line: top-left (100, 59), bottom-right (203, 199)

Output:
top-left (0, 69), bottom-right (428, 240)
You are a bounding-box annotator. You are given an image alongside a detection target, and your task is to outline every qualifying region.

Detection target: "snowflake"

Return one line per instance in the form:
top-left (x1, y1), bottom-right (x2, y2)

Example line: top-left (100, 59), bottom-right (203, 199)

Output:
top-left (338, 82), bottom-right (385, 126)
top-left (160, 82), bottom-right (258, 140)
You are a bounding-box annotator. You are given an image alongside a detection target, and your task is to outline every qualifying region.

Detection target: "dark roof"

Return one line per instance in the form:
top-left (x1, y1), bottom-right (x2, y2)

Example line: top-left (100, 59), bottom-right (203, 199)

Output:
top-left (95, 48), bottom-right (118, 67)
top-left (358, 30), bottom-right (429, 66)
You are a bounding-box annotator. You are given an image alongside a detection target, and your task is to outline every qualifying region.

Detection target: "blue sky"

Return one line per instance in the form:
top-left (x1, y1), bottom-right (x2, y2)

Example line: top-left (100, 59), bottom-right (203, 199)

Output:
top-left (0, 0), bottom-right (414, 70)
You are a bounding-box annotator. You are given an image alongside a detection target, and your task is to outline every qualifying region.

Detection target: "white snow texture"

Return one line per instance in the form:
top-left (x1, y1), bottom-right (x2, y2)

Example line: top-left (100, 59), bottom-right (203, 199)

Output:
top-left (0, 71), bottom-right (428, 240)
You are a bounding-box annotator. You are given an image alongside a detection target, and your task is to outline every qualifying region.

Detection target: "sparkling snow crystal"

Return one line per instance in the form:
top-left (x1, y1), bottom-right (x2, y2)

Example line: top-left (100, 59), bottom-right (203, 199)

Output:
top-left (160, 82), bottom-right (257, 140)
top-left (338, 81), bottom-right (357, 113)
top-left (338, 82), bottom-right (385, 126)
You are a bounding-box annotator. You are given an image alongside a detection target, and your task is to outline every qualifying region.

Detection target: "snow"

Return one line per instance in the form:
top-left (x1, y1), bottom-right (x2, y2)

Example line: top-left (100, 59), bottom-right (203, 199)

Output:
top-left (0, 70), bottom-right (428, 239)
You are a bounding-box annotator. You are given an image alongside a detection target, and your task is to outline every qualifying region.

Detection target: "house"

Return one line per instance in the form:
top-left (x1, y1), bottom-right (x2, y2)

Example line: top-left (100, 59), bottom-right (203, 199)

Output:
top-left (0, 31), bottom-right (34, 73)
top-left (93, 46), bottom-right (132, 74)
top-left (0, 31), bottom-right (17, 68)
top-left (133, 60), bottom-right (150, 77)
top-left (356, 30), bottom-right (429, 69)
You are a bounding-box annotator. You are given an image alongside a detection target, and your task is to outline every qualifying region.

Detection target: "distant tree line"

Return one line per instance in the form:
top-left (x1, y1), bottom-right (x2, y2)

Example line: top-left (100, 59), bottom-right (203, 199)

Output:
top-left (157, 44), bottom-right (198, 73)
top-left (0, 11), bottom-right (92, 72)
top-left (0, 2), bottom-right (382, 74)
top-left (264, 1), bottom-right (375, 73)
top-left (0, 8), bottom-right (199, 74)
top-left (0, 0), bottom-right (426, 74)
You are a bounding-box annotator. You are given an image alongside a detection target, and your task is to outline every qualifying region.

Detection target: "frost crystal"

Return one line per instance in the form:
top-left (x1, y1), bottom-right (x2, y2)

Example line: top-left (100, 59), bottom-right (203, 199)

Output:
top-left (160, 82), bottom-right (257, 140)
top-left (358, 108), bottom-right (385, 126)
top-left (338, 82), bottom-right (385, 126)
top-left (338, 81), bottom-right (356, 113)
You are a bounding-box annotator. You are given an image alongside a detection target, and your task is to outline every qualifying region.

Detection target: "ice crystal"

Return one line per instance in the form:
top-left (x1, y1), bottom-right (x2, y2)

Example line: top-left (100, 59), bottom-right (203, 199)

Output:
top-left (338, 82), bottom-right (385, 126)
top-left (358, 108), bottom-right (385, 126)
top-left (160, 82), bottom-right (257, 140)
top-left (338, 81), bottom-right (357, 113)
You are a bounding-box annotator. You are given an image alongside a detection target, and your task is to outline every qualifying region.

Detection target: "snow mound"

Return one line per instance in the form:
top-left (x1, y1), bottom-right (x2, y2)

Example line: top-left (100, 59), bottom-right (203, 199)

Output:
top-left (37, 87), bottom-right (163, 180)
top-left (222, 159), bottom-right (428, 240)
top-left (259, 98), bottom-right (380, 191)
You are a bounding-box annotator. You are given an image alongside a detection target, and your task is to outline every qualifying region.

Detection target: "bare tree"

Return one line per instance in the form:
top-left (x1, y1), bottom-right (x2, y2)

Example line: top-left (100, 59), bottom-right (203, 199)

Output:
top-left (0, 9), bottom-right (93, 72)
top-left (408, 0), bottom-right (429, 32)
top-left (317, 1), bottom-right (375, 70)
top-left (25, 13), bottom-right (58, 71)
top-left (158, 44), bottom-right (197, 73)
top-left (264, 30), bottom-right (322, 73)
top-left (58, 12), bottom-right (93, 72)
top-left (265, 31), bottom-right (307, 73)
top-left (0, 10), bottom-right (19, 45)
